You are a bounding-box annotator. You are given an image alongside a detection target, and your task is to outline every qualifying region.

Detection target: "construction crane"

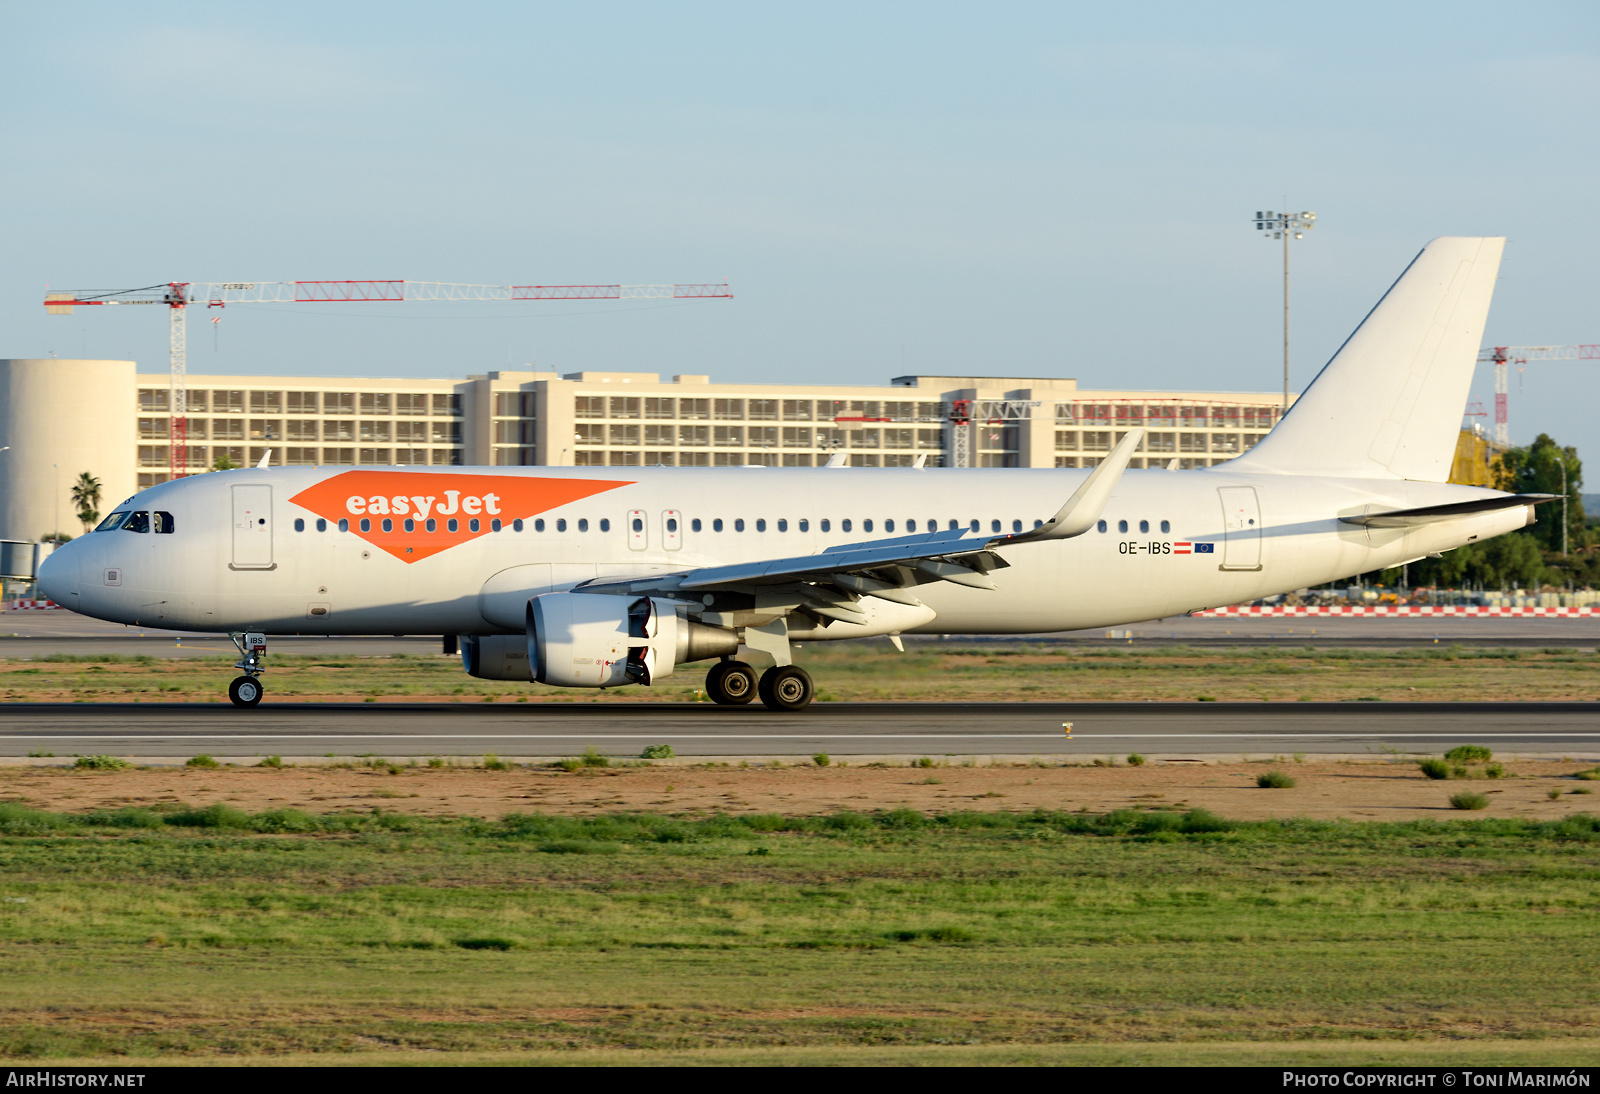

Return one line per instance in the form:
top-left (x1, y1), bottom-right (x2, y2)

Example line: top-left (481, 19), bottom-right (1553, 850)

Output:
top-left (43, 279), bottom-right (734, 479)
top-left (1477, 344), bottom-right (1600, 446)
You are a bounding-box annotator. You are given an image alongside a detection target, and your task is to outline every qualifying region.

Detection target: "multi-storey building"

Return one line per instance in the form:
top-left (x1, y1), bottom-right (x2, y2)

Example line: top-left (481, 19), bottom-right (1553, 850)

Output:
top-left (0, 358), bottom-right (1291, 544)
top-left (133, 370), bottom-right (1287, 487)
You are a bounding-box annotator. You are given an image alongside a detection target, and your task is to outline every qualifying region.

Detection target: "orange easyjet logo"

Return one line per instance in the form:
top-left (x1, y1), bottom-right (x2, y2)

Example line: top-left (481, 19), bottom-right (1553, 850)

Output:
top-left (289, 471), bottom-right (633, 563)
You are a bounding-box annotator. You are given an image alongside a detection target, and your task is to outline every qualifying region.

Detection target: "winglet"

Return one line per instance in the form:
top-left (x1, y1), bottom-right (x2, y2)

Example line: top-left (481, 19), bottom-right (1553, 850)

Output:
top-left (256, 449), bottom-right (272, 469)
top-left (998, 428), bottom-right (1144, 544)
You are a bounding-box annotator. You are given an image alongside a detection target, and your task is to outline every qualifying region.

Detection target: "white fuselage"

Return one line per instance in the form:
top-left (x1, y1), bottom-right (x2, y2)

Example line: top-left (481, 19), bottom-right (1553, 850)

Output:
top-left (39, 464), bottom-right (1528, 636)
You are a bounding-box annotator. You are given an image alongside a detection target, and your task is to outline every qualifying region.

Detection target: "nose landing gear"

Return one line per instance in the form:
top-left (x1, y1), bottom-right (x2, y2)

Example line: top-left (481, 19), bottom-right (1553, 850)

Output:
top-left (228, 632), bottom-right (267, 708)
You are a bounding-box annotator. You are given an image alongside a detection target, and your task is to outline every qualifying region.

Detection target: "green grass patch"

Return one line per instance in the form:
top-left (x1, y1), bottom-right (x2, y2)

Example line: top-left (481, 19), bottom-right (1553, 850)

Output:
top-left (73, 755), bottom-right (131, 771)
top-left (0, 804), bottom-right (1597, 1061)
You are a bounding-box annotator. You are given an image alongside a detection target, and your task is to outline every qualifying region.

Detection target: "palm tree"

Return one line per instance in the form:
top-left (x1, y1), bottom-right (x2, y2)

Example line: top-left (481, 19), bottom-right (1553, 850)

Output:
top-left (70, 472), bottom-right (102, 533)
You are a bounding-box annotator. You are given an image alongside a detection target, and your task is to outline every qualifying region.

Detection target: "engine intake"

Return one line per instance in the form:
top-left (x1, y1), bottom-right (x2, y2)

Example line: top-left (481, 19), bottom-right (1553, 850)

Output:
top-left (526, 592), bottom-right (737, 688)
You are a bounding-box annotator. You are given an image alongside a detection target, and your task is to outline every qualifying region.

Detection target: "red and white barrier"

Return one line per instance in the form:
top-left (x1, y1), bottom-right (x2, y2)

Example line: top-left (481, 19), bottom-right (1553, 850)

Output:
top-left (6, 599), bottom-right (61, 611)
top-left (1197, 604), bottom-right (1600, 618)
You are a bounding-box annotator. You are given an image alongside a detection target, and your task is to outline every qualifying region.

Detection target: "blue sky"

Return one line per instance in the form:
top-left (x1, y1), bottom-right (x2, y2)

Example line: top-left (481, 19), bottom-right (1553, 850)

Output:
top-left (3, 2), bottom-right (1596, 458)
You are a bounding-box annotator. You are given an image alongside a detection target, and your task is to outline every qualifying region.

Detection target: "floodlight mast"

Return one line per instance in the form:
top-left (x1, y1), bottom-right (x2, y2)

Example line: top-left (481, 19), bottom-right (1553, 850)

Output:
top-left (1253, 209), bottom-right (1316, 411)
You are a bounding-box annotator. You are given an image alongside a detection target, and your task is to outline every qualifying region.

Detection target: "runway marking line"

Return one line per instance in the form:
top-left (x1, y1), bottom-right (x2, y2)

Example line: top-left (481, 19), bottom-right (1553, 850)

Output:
top-left (5, 732), bottom-right (1600, 741)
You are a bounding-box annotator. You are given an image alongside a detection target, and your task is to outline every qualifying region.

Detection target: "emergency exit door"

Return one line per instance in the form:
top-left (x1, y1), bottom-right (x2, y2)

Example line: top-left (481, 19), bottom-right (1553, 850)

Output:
top-left (231, 485), bottom-right (275, 570)
top-left (1217, 486), bottom-right (1262, 571)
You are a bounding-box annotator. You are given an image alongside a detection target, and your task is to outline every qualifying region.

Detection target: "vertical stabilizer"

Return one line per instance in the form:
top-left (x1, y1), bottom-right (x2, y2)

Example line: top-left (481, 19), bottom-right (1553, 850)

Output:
top-left (1231, 236), bottom-right (1504, 481)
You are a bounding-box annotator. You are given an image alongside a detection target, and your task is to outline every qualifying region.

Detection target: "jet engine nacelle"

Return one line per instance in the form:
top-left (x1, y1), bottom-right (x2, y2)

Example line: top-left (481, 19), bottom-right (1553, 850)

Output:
top-left (526, 592), bottom-right (738, 688)
top-left (460, 634), bottom-right (534, 681)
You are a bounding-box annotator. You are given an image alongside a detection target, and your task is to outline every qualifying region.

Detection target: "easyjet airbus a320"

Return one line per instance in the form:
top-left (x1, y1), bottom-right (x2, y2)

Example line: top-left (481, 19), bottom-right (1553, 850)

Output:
top-left (39, 238), bottom-right (1548, 710)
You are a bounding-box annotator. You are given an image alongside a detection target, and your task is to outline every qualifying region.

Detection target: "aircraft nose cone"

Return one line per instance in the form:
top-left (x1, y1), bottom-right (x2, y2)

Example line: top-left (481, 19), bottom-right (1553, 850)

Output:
top-left (36, 544), bottom-right (81, 609)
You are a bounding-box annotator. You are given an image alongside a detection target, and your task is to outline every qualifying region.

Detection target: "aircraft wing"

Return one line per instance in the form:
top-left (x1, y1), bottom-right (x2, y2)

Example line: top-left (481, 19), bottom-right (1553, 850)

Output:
top-left (577, 429), bottom-right (1145, 610)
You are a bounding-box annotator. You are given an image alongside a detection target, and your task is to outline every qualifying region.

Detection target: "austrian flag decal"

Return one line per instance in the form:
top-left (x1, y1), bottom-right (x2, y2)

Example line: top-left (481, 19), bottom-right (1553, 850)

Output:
top-left (289, 471), bottom-right (633, 563)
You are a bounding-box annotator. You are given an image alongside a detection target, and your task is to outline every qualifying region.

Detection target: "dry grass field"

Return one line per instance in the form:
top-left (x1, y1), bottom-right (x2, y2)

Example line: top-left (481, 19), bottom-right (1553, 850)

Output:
top-left (4, 756), bottom-right (1600, 823)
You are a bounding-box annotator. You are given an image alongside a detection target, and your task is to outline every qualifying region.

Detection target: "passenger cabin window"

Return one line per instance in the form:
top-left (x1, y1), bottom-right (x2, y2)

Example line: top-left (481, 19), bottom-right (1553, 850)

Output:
top-left (599, 518), bottom-right (610, 532)
top-left (1160, 520), bottom-right (1171, 534)
top-left (863, 519), bottom-right (873, 532)
top-left (691, 518), bottom-right (702, 532)
top-left (339, 519), bottom-right (349, 532)
top-left (1117, 520), bottom-right (1128, 533)
top-left (1097, 520), bottom-right (1107, 533)
top-left (1012, 520), bottom-right (1022, 533)
top-left (820, 519), bottom-right (830, 532)
top-left (755, 518), bottom-right (766, 532)
top-left (798, 519), bottom-right (809, 532)
top-left (294, 518), bottom-right (305, 532)
top-left (491, 519), bottom-right (502, 532)
top-left (735, 519), bottom-right (745, 532)
top-left (123, 511), bottom-right (150, 533)
top-left (842, 519), bottom-right (852, 533)
top-left (1139, 520), bottom-right (1149, 534)
top-left (315, 518), bottom-right (326, 532)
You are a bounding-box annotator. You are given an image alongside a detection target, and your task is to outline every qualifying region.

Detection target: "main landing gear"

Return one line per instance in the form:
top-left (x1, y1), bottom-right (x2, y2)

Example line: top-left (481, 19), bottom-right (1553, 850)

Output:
top-left (228, 632), bottom-right (267, 708)
top-left (705, 659), bottom-right (814, 712)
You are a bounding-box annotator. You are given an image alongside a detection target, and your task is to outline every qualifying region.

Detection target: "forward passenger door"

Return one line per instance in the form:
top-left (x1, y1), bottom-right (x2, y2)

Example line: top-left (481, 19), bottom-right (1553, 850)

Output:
top-left (231, 485), bottom-right (275, 570)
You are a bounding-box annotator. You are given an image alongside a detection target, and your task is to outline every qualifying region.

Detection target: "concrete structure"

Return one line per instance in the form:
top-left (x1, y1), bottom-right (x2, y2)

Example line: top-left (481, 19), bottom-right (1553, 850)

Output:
top-left (0, 358), bottom-right (1294, 541)
top-left (0, 359), bottom-right (137, 544)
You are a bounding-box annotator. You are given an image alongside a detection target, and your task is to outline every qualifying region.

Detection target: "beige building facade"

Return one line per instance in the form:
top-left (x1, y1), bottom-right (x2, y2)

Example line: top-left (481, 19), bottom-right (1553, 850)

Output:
top-left (0, 358), bottom-right (1292, 543)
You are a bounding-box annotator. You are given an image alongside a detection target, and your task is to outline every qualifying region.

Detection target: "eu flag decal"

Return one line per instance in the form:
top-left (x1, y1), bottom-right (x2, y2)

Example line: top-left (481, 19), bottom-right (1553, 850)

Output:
top-left (1194, 542), bottom-right (1215, 554)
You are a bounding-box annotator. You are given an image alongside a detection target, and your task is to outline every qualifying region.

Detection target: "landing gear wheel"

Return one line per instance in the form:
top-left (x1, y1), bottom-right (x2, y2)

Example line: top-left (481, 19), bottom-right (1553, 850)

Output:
top-left (228, 675), bottom-right (264, 708)
top-left (758, 665), bottom-right (814, 712)
top-left (706, 660), bottom-right (757, 706)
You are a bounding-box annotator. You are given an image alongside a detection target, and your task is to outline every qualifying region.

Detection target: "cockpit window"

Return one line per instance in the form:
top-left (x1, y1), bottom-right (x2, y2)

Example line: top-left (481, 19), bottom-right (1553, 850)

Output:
top-left (153, 511), bottom-right (176, 534)
top-left (122, 511), bottom-right (150, 533)
top-left (95, 512), bottom-right (130, 532)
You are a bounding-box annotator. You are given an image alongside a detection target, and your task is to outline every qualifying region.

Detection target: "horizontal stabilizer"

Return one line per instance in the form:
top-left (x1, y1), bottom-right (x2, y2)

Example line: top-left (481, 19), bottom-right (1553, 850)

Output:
top-left (1339, 494), bottom-right (1554, 528)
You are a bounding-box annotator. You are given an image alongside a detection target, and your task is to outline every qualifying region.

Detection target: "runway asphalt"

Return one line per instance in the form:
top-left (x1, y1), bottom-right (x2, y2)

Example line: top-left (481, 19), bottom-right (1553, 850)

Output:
top-left (2, 609), bottom-right (1598, 657)
top-left (3, 701), bottom-right (1597, 760)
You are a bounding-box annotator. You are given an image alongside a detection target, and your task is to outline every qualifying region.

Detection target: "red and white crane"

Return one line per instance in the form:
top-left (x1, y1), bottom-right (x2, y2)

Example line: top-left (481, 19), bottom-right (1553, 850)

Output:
top-left (44, 279), bottom-right (733, 479)
top-left (1477, 344), bottom-right (1600, 447)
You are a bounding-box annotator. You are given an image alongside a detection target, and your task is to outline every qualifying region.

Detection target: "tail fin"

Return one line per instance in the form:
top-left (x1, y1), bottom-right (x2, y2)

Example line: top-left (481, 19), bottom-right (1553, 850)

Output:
top-left (1231, 236), bottom-right (1504, 481)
